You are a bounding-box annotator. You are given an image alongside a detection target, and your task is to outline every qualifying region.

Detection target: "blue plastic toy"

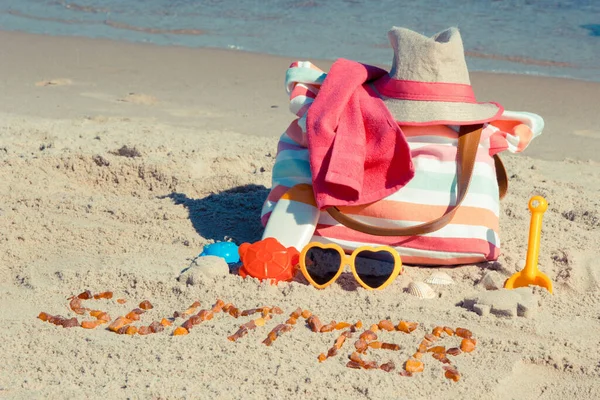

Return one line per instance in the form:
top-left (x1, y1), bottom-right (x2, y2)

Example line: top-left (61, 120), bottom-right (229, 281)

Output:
top-left (199, 242), bottom-right (240, 264)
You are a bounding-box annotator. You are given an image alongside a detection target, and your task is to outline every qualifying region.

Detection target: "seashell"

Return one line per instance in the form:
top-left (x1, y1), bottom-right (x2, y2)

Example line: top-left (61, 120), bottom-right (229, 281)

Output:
top-left (406, 281), bottom-right (437, 299)
top-left (424, 271), bottom-right (455, 286)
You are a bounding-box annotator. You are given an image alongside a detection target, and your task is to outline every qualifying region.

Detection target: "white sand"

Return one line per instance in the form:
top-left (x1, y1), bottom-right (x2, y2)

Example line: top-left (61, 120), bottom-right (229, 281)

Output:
top-left (1, 31), bottom-right (599, 400)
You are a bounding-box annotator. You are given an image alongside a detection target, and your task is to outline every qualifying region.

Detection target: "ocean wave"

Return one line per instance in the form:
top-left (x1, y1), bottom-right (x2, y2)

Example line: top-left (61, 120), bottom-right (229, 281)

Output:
top-left (464, 51), bottom-right (577, 68)
top-left (104, 20), bottom-right (206, 36)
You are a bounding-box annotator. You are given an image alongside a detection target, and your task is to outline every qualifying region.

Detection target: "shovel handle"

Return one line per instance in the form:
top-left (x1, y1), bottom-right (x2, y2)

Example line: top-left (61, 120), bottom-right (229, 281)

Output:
top-left (523, 196), bottom-right (548, 279)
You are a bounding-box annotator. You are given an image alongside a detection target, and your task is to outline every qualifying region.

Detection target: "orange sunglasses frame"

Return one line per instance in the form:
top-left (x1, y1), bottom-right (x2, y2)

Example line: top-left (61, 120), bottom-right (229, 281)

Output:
top-left (298, 242), bottom-right (403, 290)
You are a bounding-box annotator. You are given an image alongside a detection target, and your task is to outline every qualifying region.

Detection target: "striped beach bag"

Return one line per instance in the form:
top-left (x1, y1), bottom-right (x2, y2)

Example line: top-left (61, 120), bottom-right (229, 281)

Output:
top-left (260, 59), bottom-right (544, 266)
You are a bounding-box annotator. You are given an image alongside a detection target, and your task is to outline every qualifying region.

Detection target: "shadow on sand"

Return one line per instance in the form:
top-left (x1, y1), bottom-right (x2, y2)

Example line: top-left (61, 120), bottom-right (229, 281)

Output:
top-left (165, 184), bottom-right (269, 245)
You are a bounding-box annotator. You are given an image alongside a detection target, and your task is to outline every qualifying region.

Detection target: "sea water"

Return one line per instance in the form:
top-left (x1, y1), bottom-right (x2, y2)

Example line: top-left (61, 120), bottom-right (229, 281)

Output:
top-left (0, 0), bottom-right (598, 82)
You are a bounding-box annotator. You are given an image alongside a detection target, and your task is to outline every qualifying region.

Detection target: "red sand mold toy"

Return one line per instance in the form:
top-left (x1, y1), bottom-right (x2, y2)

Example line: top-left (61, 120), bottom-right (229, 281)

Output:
top-left (238, 237), bottom-right (300, 284)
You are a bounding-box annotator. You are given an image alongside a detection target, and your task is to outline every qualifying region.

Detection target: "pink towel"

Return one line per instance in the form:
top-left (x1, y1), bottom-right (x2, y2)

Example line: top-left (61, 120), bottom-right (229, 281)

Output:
top-left (306, 59), bottom-right (414, 210)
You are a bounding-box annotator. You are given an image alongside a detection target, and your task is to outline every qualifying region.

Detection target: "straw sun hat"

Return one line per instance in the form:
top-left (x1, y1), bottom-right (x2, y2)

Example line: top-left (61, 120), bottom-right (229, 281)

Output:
top-left (370, 27), bottom-right (503, 125)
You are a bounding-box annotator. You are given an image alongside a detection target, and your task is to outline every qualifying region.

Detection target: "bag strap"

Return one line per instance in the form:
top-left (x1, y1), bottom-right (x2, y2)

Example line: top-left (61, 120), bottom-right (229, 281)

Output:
top-left (326, 124), bottom-right (508, 237)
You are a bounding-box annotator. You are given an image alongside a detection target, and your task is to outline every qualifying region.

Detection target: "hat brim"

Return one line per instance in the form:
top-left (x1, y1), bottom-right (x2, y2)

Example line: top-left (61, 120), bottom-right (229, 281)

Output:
top-left (369, 84), bottom-right (504, 126)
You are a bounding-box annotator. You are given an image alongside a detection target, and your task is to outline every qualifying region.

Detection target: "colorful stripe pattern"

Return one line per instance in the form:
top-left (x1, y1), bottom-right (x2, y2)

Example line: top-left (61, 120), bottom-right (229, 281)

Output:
top-left (261, 61), bottom-right (544, 265)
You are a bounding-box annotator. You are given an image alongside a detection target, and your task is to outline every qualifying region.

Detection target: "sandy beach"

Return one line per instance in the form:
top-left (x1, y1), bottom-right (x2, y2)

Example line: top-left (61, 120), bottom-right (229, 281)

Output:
top-left (1, 30), bottom-right (599, 399)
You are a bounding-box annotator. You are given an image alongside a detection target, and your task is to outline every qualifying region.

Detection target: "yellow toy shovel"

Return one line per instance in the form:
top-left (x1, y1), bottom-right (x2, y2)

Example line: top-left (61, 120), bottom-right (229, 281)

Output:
top-left (504, 196), bottom-right (553, 294)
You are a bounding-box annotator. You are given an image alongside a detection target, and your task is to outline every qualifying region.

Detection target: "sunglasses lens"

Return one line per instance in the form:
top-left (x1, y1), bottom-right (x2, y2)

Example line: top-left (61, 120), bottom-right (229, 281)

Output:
top-left (303, 247), bottom-right (343, 286)
top-left (354, 250), bottom-right (397, 289)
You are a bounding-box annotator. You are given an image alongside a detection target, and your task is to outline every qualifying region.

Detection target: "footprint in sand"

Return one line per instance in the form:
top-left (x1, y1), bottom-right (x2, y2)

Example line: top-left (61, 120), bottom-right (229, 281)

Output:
top-left (117, 92), bottom-right (159, 105)
top-left (166, 108), bottom-right (224, 118)
top-left (35, 78), bottom-right (73, 87)
top-left (495, 360), bottom-right (597, 398)
top-left (573, 129), bottom-right (600, 139)
top-left (80, 92), bottom-right (159, 105)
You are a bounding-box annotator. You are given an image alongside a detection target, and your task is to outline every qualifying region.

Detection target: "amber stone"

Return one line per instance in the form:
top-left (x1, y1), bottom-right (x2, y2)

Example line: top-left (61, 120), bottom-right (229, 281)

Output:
top-left (335, 322), bottom-right (351, 330)
top-left (77, 290), bottom-right (93, 300)
top-left (432, 326), bottom-right (444, 337)
top-left (242, 320), bottom-right (257, 330)
top-left (418, 343), bottom-right (428, 353)
top-left (349, 352), bottom-right (363, 364)
top-left (317, 353), bottom-right (327, 362)
top-left (444, 368), bottom-right (461, 382)
top-left (137, 326), bottom-right (151, 335)
top-left (149, 321), bottom-right (164, 333)
top-left (432, 353), bottom-right (451, 363)
top-left (380, 361), bottom-right (396, 372)
top-left (334, 335), bottom-right (346, 349)
top-left (37, 312), bottom-right (49, 321)
top-left (227, 327), bottom-right (246, 341)
top-left (363, 361), bottom-right (379, 370)
top-left (368, 341), bottom-right (382, 349)
top-left (443, 326), bottom-right (454, 336)
top-left (381, 343), bottom-right (400, 351)
top-left (62, 317), bottom-right (79, 328)
top-left (320, 322), bottom-right (336, 333)
top-left (427, 346), bottom-right (446, 354)
top-left (290, 307), bottom-right (303, 319)
top-left (116, 298), bottom-right (127, 304)
top-left (81, 320), bottom-right (101, 329)
top-left (96, 312), bottom-right (111, 322)
top-left (404, 359), bottom-right (424, 373)
top-left (211, 300), bottom-right (223, 312)
top-left (125, 311), bottom-right (141, 321)
top-left (378, 320), bottom-right (395, 332)
top-left (125, 326), bottom-right (138, 335)
top-left (271, 306), bottom-right (284, 315)
top-left (424, 333), bottom-right (438, 343)
top-left (301, 310), bottom-right (312, 319)
top-left (396, 320), bottom-right (418, 333)
top-left (327, 347), bottom-right (338, 358)
top-left (346, 361), bottom-right (362, 369)
top-left (241, 308), bottom-right (261, 316)
top-left (455, 327), bottom-right (472, 339)
top-left (183, 306), bottom-right (199, 316)
top-left (460, 338), bottom-right (476, 353)
top-left (181, 320), bottom-right (193, 331)
top-left (139, 300), bottom-right (154, 310)
top-left (307, 316), bottom-right (323, 332)
top-left (93, 291), bottom-right (113, 300)
top-left (108, 317), bottom-right (132, 332)
top-left (116, 326), bottom-right (129, 335)
top-left (160, 318), bottom-right (172, 327)
top-left (446, 347), bottom-right (462, 356)
top-left (359, 330), bottom-right (377, 342)
top-left (198, 310), bottom-right (214, 321)
top-left (69, 298), bottom-right (84, 314)
top-left (354, 339), bottom-right (368, 353)
top-left (173, 327), bottom-right (189, 336)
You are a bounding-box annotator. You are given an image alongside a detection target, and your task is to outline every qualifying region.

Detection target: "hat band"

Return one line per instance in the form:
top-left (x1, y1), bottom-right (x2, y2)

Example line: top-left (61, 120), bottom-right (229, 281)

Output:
top-left (373, 76), bottom-right (477, 103)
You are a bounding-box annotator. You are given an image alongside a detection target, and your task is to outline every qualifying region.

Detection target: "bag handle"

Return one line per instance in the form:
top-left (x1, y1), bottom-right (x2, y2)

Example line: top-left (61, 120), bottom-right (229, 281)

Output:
top-left (326, 124), bottom-right (508, 237)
